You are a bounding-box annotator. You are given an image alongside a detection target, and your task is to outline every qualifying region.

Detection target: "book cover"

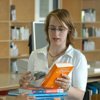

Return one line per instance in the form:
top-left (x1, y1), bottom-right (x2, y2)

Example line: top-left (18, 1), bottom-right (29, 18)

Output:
top-left (41, 63), bottom-right (73, 88)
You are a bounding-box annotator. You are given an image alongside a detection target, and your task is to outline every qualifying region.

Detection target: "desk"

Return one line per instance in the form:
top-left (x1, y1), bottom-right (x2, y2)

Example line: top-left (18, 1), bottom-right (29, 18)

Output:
top-left (0, 74), bottom-right (20, 91)
top-left (0, 74), bottom-right (20, 100)
top-left (91, 94), bottom-right (100, 100)
top-left (88, 69), bottom-right (100, 83)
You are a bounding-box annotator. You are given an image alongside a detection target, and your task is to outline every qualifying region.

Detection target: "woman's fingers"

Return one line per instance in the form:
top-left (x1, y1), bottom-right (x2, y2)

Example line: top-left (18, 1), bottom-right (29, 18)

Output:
top-left (21, 93), bottom-right (35, 100)
top-left (22, 71), bottom-right (32, 80)
top-left (55, 74), bottom-right (70, 90)
top-left (62, 74), bottom-right (70, 79)
top-left (19, 71), bottom-right (33, 88)
top-left (16, 94), bottom-right (35, 100)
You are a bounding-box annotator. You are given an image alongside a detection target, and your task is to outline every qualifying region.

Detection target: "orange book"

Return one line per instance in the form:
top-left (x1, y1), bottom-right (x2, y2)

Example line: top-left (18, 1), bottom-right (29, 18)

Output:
top-left (41, 63), bottom-right (73, 88)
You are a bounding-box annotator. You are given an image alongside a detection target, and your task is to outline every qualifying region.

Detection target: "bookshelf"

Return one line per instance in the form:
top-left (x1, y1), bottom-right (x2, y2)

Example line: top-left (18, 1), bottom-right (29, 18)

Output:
top-left (60, 0), bottom-right (100, 62)
top-left (60, 0), bottom-right (100, 99)
top-left (59, 0), bottom-right (100, 79)
top-left (0, 0), bottom-right (35, 73)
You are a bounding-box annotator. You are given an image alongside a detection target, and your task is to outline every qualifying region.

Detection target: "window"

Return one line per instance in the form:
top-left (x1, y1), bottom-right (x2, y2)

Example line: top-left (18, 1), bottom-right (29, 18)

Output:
top-left (32, 21), bottom-right (48, 50)
top-left (35, 0), bottom-right (53, 21)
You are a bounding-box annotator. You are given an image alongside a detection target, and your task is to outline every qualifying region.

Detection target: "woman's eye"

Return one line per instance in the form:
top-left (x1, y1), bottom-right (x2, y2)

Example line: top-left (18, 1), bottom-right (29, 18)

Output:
top-left (51, 28), bottom-right (56, 31)
top-left (59, 29), bottom-right (64, 31)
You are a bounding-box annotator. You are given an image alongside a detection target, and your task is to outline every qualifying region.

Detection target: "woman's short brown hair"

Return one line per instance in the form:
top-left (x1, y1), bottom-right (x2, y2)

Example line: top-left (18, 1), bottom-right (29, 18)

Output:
top-left (45, 9), bottom-right (75, 47)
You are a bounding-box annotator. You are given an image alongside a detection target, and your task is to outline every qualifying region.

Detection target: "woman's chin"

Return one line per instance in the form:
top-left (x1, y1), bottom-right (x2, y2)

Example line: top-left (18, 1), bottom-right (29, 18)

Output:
top-left (52, 42), bottom-right (62, 46)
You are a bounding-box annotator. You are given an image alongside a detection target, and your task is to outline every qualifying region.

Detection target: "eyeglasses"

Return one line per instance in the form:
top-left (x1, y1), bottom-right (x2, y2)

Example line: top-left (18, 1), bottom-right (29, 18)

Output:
top-left (48, 27), bottom-right (67, 33)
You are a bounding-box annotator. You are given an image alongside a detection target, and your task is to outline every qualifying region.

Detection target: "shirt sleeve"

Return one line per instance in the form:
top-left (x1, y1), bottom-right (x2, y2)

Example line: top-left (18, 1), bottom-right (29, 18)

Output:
top-left (27, 51), bottom-right (35, 72)
top-left (72, 52), bottom-right (88, 91)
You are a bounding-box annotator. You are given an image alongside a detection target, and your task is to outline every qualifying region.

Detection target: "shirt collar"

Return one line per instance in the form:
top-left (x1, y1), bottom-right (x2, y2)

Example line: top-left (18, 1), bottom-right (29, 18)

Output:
top-left (36, 45), bottom-right (48, 56)
top-left (36, 45), bottom-right (74, 58)
top-left (64, 45), bottom-right (74, 58)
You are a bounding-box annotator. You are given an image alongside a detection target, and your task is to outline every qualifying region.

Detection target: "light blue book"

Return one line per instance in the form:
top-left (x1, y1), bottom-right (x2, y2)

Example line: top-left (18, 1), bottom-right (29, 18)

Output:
top-left (36, 96), bottom-right (64, 100)
top-left (8, 89), bottom-right (67, 98)
top-left (28, 92), bottom-right (67, 97)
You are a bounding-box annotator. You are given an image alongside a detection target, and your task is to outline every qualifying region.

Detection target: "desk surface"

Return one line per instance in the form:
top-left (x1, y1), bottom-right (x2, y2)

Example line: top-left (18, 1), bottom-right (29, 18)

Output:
top-left (88, 70), bottom-right (100, 82)
top-left (88, 71), bottom-right (100, 77)
top-left (0, 74), bottom-right (20, 91)
top-left (0, 71), bottom-right (100, 90)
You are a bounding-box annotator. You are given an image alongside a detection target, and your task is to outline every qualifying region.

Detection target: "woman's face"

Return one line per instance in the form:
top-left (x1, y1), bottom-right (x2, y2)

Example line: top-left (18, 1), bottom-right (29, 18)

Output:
top-left (48, 16), bottom-right (69, 47)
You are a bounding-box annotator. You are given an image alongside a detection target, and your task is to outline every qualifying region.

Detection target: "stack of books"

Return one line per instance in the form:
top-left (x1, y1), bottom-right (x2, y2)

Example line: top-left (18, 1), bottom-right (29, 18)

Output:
top-left (8, 63), bottom-right (73, 99)
top-left (8, 87), bottom-right (67, 100)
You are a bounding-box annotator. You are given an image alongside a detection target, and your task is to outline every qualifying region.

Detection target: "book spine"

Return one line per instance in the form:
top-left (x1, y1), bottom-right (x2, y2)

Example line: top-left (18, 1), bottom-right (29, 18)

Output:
top-left (18, 88), bottom-right (64, 94)
top-left (32, 88), bottom-right (64, 94)
top-left (36, 96), bottom-right (64, 100)
top-left (8, 90), bottom-right (67, 97)
top-left (28, 92), bottom-right (67, 97)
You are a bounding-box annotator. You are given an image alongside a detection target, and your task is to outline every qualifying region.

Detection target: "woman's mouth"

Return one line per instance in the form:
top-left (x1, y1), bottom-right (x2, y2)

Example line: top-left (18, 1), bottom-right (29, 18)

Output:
top-left (53, 38), bottom-right (60, 41)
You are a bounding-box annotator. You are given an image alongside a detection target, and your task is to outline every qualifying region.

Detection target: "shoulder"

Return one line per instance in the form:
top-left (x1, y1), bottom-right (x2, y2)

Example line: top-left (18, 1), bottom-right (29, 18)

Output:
top-left (71, 46), bottom-right (87, 67)
top-left (68, 45), bottom-right (86, 59)
top-left (30, 46), bottom-right (47, 57)
top-left (72, 47), bottom-right (85, 60)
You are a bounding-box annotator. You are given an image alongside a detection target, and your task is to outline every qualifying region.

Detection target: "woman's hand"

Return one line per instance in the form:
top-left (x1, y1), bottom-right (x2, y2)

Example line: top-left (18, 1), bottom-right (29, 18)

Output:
top-left (19, 71), bottom-right (34, 88)
top-left (55, 74), bottom-right (70, 92)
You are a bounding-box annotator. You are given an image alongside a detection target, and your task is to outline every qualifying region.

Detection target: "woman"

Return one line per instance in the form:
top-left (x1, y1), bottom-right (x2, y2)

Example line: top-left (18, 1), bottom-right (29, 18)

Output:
top-left (20, 9), bottom-right (88, 100)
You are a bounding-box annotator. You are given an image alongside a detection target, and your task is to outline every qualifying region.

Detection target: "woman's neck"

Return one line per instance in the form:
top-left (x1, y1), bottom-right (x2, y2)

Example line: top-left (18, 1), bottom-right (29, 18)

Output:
top-left (48, 45), bottom-right (67, 57)
top-left (47, 45), bottom-right (67, 68)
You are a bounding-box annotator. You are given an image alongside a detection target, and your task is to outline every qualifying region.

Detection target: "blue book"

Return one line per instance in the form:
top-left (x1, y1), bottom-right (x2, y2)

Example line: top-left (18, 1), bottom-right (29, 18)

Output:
top-left (36, 96), bottom-right (64, 100)
top-left (89, 82), bottom-right (100, 93)
top-left (8, 89), bottom-right (67, 97)
top-left (8, 90), bottom-right (65, 100)
top-left (8, 91), bottom-right (67, 96)
top-left (28, 92), bottom-right (67, 97)
top-left (87, 84), bottom-right (98, 94)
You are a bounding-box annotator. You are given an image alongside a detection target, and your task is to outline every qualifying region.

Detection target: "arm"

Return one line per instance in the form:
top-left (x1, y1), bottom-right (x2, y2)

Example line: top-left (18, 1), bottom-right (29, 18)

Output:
top-left (56, 74), bottom-right (85, 100)
top-left (19, 51), bottom-right (36, 88)
top-left (55, 54), bottom-right (88, 100)
top-left (68, 54), bottom-right (88, 100)
top-left (67, 85), bottom-right (85, 100)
